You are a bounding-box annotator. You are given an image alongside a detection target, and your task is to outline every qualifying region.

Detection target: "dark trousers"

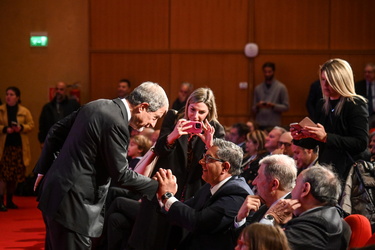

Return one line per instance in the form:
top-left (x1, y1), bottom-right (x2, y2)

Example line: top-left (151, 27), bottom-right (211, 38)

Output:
top-left (43, 213), bottom-right (91, 250)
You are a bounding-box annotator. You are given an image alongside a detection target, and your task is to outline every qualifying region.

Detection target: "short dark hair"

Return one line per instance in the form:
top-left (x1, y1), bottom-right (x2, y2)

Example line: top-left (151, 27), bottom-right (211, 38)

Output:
top-left (119, 79), bottom-right (131, 88)
top-left (6, 86), bottom-right (21, 104)
top-left (232, 123), bottom-right (250, 137)
top-left (262, 62), bottom-right (275, 71)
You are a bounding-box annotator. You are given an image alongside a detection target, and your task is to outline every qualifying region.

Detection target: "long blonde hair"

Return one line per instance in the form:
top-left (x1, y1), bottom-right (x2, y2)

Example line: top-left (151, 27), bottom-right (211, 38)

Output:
top-left (320, 58), bottom-right (366, 115)
top-left (183, 87), bottom-right (218, 122)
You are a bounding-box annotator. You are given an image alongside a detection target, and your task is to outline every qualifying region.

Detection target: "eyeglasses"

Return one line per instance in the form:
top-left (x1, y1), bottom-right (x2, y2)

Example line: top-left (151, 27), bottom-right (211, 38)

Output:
top-left (278, 141), bottom-right (292, 148)
top-left (201, 154), bottom-right (226, 164)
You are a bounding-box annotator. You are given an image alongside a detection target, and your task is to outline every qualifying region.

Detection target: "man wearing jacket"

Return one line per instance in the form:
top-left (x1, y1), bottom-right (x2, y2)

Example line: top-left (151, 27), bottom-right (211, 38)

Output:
top-left (34, 81), bottom-right (169, 249)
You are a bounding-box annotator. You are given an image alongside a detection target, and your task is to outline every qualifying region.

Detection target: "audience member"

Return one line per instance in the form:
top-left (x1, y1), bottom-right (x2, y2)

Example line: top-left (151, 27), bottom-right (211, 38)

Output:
top-left (292, 58), bottom-right (368, 181)
top-left (355, 63), bottom-right (375, 128)
top-left (241, 129), bottom-right (269, 187)
top-left (369, 130), bottom-right (375, 161)
top-left (152, 138), bottom-right (253, 250)
top-left (265, 126), bottom-right (286, 153)
top-left (127, 135), bottom-right (152, 170)
top-left (273, 131), bottom-right (293, 157)
top-left (234, 154), bottom-right (296, 236)
top-left (38, 81), bottom-right (80, 146)
top-left (117, 79), bottom-right (131, 99)
top-left (306, 79), bottom-right (322, 118)
top-left (252, 62), bottom-right (289, 130)
top-left (0, 87), bottom-right (34, 211)
top-left (171, 82), bottom-right (194, 111)
top-left (153, 87), bottom-right (225, 200)
top-left (292, 143), bottom-right (319, 175)
top-left (235, 223), bottom-right (290, 250)
top-left (246, 119), bottom-right (257, 133)
top-left (33, 82), bottom-right (169, 249)
top-left (264, 165), bottom-right (351, 250)
top-left (228, 122), bottom-right (250, 155)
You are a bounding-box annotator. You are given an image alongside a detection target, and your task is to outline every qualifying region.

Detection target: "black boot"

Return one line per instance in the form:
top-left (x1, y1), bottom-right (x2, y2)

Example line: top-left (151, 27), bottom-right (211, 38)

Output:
top-left (6, 194), bottom-right (18, 209)
top-left (0, 195), bottom-right (7, 212)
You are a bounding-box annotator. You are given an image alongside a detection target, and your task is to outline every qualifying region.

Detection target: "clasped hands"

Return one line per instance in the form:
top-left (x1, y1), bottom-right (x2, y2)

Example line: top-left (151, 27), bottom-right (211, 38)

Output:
top-left (154, 168), bottom-right (178, 203)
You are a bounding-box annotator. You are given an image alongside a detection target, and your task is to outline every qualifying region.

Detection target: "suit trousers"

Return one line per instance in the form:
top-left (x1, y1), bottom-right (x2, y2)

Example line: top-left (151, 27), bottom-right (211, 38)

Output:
top-left (43, 213), bottom-right (91, 250)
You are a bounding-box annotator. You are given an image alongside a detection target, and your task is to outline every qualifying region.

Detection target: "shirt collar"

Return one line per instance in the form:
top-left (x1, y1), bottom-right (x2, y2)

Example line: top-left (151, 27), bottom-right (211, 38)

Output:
top-left (210, 176), bottom-right (232, 195)
top-left (121, 98), bottom-right (131, 122)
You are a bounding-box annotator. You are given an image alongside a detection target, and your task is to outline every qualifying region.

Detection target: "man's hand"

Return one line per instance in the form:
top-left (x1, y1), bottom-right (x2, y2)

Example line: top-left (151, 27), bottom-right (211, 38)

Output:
top-left (154, 169), bottom-right (178, 199)
top-left (266, 199), bottom-right (301, 225)
top-left (236, 195), bottom-right (262, 222)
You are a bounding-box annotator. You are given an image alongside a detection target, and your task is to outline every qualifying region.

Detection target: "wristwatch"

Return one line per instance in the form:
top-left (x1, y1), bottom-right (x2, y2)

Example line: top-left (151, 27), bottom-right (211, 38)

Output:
top-left (161, 192), bottom-right (174, 202)
top-left (264, 214), bottom-right (275, 224)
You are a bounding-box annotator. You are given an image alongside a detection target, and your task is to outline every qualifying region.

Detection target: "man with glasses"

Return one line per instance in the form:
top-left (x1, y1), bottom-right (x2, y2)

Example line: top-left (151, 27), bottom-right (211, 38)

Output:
top-left (273, 131), bottom-right (294, 157)
top-left (149, 138), bottom-right (253, 250)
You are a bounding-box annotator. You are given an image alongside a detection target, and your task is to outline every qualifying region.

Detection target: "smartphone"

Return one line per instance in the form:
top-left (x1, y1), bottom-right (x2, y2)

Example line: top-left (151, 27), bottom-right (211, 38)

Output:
top-left (185, 121), bottom-right (203, 134)
top-left (11, 121), bottom-right (18, 127)
top-left (289, 122), bottom-right (302, 131)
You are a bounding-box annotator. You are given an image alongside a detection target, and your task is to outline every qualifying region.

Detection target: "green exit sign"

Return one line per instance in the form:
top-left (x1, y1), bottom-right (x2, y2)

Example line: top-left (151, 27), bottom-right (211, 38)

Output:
top-left (30, 32), bottom-right (48, 47)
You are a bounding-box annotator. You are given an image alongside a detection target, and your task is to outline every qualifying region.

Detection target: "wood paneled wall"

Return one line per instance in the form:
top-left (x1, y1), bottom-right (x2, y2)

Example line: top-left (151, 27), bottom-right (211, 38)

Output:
top-left (89, 0), bottom-right (375, 128)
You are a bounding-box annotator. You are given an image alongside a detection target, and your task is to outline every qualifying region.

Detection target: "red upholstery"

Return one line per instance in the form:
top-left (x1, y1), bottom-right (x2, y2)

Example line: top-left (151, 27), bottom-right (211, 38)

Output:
top-left (365, 232), bottom-right (375, 246)
top-left (344, 214), bottom-right (372, 248)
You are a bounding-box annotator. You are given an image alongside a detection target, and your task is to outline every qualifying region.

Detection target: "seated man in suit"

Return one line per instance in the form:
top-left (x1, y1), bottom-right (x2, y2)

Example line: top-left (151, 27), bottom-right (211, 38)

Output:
top-left (233, 154), bottom-right (297, 236)
top-left (264, 165), bottom-right (351, 250)
top-left (153, 138), bottom-right (253, 250)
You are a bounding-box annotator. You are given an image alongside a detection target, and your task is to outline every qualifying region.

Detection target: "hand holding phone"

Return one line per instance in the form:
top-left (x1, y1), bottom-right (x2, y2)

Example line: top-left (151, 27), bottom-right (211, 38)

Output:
top-left (185, 121), bottom-right (203, 134)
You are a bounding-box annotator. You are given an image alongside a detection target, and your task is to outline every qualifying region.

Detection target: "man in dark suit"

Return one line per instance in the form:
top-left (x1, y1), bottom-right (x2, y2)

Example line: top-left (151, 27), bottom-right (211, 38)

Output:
top-left (233, 154), bottom-right (297, 235)
top-left (153, 138), bottom-right (253, 250)
top-left (33, 82), bottom-right (169, 249)
top-left (265, 165), bottom-right (351, 250)
top-left (355, 63), bottom-right (375, 128)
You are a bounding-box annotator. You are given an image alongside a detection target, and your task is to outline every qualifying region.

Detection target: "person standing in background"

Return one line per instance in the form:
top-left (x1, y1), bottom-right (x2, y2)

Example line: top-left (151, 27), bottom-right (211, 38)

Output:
top-left (38, 82), bottom-right (80, 147)
top-left (253, 62), bottom-right (289, 130)
top-left (306, 79), bottom-right (322, 118)
top-left (171, 82), bottom-right (194, 111)
top-left (117, 79), bottom-right (132, 99)
top-left (355, 63), bottom-right (375, 128)
top-left (0, 87), bottom-right (34, 211)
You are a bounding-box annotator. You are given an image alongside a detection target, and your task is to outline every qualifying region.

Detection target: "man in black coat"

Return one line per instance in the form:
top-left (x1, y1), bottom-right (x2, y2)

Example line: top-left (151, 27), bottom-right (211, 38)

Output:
top-left (38, 81), bottom-right (80, 147)
top-left (355, 63), bottom-right (375, 127)
top-left (152, 139), bottom-right (252, 250)
top-left (265, 165), bottom-right (351, 250)
top-left (33, 81), bottom-right (169, 250)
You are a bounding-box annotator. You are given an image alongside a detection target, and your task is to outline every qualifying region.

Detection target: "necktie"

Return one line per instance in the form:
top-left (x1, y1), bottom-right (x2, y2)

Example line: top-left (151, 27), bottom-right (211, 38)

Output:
top-left (368, 82), bottom-right (373, 114)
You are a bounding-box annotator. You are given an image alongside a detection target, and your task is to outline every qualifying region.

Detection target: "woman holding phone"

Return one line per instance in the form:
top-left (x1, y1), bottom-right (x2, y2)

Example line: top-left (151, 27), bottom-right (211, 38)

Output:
top-left (291, 59), bottom-right (368, 181)
top-left (153, 87), bottom-right (225, 200)
top-left (0, 87), bottom-right (34, 211)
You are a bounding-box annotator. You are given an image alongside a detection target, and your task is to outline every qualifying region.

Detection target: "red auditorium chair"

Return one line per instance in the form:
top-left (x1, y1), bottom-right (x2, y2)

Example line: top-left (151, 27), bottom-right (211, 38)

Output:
top-left (344, 214), bottom-right (372, 249)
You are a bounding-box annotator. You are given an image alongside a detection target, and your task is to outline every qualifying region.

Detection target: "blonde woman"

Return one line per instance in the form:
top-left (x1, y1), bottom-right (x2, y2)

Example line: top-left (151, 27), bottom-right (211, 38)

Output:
top-left (292, 58), bottom-right (368, 181)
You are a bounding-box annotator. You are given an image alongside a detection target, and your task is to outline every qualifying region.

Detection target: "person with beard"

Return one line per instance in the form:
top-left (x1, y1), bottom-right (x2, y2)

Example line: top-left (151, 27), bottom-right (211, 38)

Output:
top-left (252, 62), bottom-right (289, 130)
top-left (38, 81), bottom-right (80, 148)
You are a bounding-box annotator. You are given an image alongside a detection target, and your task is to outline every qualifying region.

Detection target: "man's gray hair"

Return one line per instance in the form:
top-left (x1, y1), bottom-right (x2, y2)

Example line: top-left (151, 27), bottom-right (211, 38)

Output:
top-left (214, 138), bottom-right (243, 176)
top-left (300, 164), bottom-right (341, 206)
top-left (126, 81), bottom-right (169, 112)
top-left (259, 154), bottom-right (297, 191)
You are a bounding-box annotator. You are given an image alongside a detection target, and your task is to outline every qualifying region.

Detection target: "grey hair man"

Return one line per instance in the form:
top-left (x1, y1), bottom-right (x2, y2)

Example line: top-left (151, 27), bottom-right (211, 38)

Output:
top-left (34, 81), bottom-right (168, 250)
top-left (233, 154), bottom-right (297, 239)
top-left (264, 165), bottom-right (351, 250)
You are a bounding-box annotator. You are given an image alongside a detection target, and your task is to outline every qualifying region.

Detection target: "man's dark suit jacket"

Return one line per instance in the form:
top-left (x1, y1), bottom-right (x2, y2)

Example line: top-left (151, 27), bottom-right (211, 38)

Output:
top-left (166, 176), bottom-right (252, 250)
top-left (284, 206), bottom-right (351, 250)
top-left (34, 98), bottom-right (158, 237)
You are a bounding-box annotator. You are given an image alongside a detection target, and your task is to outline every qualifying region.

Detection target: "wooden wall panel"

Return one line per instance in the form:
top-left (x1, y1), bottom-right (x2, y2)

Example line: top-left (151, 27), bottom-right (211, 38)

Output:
top-left (254, 0), bottom-right (329, 50)
top-left (170, 54), bottom-right (249, 117)
top-left (90, 0), bottom-right (169, 49)
top-left (331, 0), bottom-right (375, 50)
top-left (90, 53), bottom-right (170, 100)
top-left (170, 0), bottom-right (249, 49)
